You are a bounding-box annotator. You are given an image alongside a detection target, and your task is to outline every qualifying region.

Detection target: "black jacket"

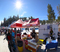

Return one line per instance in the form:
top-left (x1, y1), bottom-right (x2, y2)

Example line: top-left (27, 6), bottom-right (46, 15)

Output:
top-left (6, 33), bottom-right (12, 41)
top-left (31, 32), bottom-right (37, 39)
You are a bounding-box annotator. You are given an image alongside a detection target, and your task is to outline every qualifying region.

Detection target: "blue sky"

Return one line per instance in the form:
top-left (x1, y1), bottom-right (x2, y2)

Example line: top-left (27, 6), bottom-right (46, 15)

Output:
top-left (0, 0), bottom-right (60, 22)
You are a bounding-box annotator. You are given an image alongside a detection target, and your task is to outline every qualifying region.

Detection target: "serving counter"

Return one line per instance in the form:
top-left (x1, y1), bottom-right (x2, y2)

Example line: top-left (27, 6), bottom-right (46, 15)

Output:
top-left (27, 39), bottom-right (37, 52)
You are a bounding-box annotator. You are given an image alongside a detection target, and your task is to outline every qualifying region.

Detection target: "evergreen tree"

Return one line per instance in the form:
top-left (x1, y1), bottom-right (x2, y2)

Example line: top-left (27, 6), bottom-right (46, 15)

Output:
top-left (23, 17), bottom-right (27, 21)
top-left (39, 20), bottom-right (42, 24)
top-left (1, 16), bottom-right (35, 26)
top-left (57, 5), bottom-right (60, 22)
top-left (57, 16), bottom-right (60, 22)
top-left (4, 18), bottom-right (6, 26)
top-left (57, 4), bottom-right (60, 16)
top-left (30, 16), bottom-right (34, 19)
top-left (47, 4), bottom-right (55, 23)
top-left (42, 20), bottom-right (46, 25)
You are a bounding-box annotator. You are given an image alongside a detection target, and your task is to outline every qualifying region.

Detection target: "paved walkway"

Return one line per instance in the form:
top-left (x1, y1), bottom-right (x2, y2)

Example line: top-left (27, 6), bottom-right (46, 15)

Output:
top-left (0, 35), bottom-right (30, 52)
top-left (0, 35), bottom-right (10, 52)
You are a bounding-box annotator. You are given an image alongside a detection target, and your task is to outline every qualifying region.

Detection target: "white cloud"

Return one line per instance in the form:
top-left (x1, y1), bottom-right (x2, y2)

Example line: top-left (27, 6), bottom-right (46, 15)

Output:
top-left (21, 11), bottom-right (27, 17)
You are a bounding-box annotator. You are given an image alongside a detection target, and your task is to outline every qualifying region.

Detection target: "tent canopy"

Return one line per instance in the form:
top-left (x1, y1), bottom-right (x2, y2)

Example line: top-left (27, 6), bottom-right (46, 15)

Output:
top-left (22, 18), bottom-right (40, 27)
top-left (10, 19), bottom-right (24, 28)
top-left (10, 18), bottom-right (40, 28)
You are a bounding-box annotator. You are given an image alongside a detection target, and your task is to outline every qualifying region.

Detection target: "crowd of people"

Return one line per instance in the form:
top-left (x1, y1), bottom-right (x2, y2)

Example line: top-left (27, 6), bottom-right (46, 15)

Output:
top-left (3, 29), bottom-right (24, 52)
top-left (1, 27), bottom-right (60, 52)
top-left (2, 29), bottom-right (37, 52)
top-left (5, 29), bottom-right (16, 52)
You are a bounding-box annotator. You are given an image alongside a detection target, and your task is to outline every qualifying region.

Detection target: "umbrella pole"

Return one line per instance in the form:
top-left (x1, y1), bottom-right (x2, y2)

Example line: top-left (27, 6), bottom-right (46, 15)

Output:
top-left (15, 28), bottom-right (17, 44)
top-left (15, 28), bottom-right (17, 36)
top-left (20, 28), bottom-right (21, 39)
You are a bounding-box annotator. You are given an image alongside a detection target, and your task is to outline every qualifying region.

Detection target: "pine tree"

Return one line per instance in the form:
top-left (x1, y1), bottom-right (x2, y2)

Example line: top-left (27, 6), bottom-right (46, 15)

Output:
top-left (4, 18), bottom-right (6, 26)
top-left (47, 4), bottom-right (55, 23)
top-left (57, 5), bottom-right (60, 22)
top-left (57, 4), bottom-right (60, 16)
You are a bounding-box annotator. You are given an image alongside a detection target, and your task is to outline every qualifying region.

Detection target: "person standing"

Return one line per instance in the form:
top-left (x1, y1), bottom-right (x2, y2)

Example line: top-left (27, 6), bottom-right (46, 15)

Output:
top-left (43, 28), bottom-right (54, 44)
top-left (17, 29), bottom-right (20, 33)
top-left (31, 29), bottom-right (38, 42)
top-left (3, 29), bottom-right (8, 40)
top-left (49, 28), bottom-right (55, 40)
top-left (5, 29), bottom-right (7, 34)
top-left (31, 29), bottom-right (36, 39)
top-left (49, 28), bottom-right (53, 38)
top-left (57, 28), bottom-right (60, 41)
top-left (6, 29), bottom-right (12, 52)
top-left (11, 30), bottom-right (16, 52)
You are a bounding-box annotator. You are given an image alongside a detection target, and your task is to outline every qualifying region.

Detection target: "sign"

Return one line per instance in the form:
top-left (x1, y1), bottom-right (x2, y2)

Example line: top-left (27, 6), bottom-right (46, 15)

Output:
top-left (47, 25), bottom-right (50, 29)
